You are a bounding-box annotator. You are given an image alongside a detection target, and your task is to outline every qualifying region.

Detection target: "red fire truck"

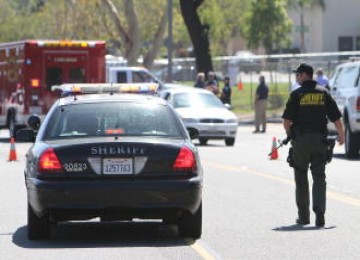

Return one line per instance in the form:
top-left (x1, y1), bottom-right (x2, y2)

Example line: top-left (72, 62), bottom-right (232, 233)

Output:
top-left (0, 39), bottom-right (106, 131)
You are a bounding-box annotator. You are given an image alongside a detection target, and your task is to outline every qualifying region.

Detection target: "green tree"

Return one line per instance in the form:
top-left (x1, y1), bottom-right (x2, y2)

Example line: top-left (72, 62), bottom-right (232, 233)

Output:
top-left (179, 0), bottom-right (213, 75)
top-left (198, 0), bottom-right (252, 55)
top-left (5, 0), bottom-right (168, 68)
top-left (244, 0), bottom-right (292, 54)
top-left (0, 0), bottom-right (43, 42)
top-left (286, 0), bottom-right (326, 52)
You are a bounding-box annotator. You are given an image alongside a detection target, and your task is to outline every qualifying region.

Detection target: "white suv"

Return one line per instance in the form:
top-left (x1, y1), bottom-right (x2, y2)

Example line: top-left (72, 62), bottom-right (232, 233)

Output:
top-left (329, 61), bottom-right (360, 158)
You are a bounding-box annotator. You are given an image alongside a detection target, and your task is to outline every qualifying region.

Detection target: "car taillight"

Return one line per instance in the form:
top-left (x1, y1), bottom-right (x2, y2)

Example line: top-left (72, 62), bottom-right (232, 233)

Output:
top-left (357, 96), bottom-right (360, 111)
top-left (38, 148), bottom-right (63, 173)
top-left (173, 147), bottom-right (196, 171)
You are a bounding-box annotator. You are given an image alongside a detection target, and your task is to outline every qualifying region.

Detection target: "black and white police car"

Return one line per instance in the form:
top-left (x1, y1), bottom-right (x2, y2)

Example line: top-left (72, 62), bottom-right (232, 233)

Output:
top-left (18, 83), bottom-right (203, 240)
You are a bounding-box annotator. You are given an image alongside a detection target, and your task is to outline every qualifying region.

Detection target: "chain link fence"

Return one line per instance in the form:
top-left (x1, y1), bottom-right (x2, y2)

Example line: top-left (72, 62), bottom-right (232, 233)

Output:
top-left (152, 51), bottom-right (360, 112)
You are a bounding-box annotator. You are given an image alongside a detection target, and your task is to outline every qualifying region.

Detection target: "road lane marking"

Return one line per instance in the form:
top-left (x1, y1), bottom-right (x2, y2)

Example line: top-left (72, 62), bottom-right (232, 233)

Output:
top-left (205, 161), bottom-right (294, 186)
top-left (205, 161), bottom-right (360, 207)
top-left (189, 240), bottom-right (219, 260)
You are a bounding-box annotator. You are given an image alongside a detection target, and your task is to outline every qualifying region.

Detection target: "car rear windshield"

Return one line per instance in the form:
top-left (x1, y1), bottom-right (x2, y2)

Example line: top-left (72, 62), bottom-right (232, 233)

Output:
top-left (43, 102), bottom-right (183, 140)
top-left (173, 92), bottom-right (224, 108)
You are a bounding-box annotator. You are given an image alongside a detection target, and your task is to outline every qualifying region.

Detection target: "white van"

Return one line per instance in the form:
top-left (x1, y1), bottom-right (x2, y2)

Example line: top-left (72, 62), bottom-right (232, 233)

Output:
top-left (105, 55), bottom-right (165, 89)
top-left (106, 66), bottom-right (165, 88)
top-left (329, 61), bottom-right (360, 158)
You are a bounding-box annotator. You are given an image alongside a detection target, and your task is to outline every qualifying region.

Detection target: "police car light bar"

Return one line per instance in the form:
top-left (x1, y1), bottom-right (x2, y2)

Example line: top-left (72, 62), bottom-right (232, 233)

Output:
top-left (51, 83), bottom-right (159, 96)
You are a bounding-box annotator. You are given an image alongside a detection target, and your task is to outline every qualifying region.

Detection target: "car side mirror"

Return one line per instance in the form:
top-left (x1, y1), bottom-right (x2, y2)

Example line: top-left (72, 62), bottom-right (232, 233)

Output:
top-left (27, 115), bottom-right (41, 130)
top-left (187, 127), bottom-right (199, 140)
top-left (16, 128), bottom-right (36, 142)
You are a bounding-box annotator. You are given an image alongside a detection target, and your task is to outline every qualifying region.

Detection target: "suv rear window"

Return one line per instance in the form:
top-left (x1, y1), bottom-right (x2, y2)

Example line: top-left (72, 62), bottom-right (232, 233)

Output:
top-left (335, 66), bottom-right (359, 88)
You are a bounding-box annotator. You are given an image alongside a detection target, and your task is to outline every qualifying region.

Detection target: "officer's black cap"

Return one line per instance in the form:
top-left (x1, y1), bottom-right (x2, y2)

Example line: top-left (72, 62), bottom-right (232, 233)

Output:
top-left (292, 63), bottom-right (313, 76)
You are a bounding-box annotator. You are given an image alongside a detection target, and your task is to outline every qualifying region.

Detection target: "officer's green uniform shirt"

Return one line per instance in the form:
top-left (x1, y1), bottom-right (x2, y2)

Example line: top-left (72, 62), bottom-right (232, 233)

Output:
top-left (282, 80), bottom-right (342, 133)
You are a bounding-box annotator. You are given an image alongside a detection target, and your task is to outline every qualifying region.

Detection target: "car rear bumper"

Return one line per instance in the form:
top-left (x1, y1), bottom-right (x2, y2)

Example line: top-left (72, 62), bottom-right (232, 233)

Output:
top-left (186, 122), bottom-right (238, 139)
top-left (27, 176), bottom-right (202, 218)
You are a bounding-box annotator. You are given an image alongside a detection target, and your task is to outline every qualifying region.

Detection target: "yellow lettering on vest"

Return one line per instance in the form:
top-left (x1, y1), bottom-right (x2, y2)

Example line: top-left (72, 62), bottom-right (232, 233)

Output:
top-left (300, 93), bottom-right (324, 105)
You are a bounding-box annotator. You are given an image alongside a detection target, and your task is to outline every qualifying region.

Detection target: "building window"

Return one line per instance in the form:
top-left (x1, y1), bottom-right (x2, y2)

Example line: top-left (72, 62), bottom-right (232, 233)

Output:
top-left (338, 36), bottom-right (353, 51)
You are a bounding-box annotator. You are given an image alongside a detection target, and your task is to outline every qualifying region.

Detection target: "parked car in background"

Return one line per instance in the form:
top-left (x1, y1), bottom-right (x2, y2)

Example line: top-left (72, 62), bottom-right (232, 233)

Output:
top-left (159, 87), bottom-right (238, 146)
top-left (328, 61), bottom-right (360, 158)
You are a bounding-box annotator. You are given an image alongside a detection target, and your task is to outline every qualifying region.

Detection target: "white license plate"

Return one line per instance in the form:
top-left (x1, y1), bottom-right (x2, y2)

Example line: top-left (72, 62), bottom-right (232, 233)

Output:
top-left (103, 158), bottom-right (133, 174)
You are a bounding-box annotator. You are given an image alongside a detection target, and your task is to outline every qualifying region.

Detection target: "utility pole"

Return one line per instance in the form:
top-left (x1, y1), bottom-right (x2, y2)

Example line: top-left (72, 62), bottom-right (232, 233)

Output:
top-left (167, 0), bottom-right (173, 82)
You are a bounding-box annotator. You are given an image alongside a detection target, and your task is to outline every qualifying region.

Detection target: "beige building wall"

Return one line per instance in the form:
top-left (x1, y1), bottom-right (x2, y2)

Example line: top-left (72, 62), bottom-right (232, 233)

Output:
top-left (288, 0), bottom-right (360, 52)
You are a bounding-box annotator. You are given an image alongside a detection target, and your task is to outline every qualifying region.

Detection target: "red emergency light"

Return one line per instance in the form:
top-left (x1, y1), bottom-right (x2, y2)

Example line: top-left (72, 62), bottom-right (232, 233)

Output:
top-left (30, 78), bottom-right (40, 88)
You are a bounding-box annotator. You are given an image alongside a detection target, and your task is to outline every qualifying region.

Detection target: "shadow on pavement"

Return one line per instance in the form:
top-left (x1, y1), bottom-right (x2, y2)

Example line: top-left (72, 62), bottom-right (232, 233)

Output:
top-left (272, 224), bottom-right (336, 232)
top-left (13, 222), bottom-right (193, 249)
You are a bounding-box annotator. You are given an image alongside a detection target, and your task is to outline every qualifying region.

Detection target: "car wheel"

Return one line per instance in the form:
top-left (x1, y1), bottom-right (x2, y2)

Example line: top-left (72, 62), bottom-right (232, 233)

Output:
top-left (178, 202), bottom-right (202, 240)
top-left (199, 138), bottom-right (208, 145)
top-left (27, 203), bottom-right (50, 240)
top-left (345, 121), bottom-right (360, 158)
top-left (225, 138), bottom-right (235, 146)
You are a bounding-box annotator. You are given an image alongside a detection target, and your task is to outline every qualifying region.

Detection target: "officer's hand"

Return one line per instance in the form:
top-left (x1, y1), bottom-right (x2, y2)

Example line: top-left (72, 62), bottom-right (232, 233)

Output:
top-left (337, 134), bottom-right (345, 145)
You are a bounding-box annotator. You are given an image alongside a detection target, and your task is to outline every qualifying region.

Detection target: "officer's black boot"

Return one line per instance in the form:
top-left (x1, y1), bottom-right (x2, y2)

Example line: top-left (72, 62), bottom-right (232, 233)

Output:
top-left (315, 213), bottom-right (325, 227)
top-left (296, 217), bottom-right (310, 225)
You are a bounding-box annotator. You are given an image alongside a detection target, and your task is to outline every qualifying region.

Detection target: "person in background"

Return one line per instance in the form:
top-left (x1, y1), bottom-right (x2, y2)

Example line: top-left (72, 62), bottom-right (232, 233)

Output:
top-left (194, 72), bottom-right (205, 88)
top-left (204, 71), bottom-right (219, 95)
top-left (315, 68), bottom-right (330, 90)
top-left (220, 76), bottom-right (232, 105)
top-left (254, 75), bottom-right (269, 133)
top-left (282, 63), bottom-right (345, 228)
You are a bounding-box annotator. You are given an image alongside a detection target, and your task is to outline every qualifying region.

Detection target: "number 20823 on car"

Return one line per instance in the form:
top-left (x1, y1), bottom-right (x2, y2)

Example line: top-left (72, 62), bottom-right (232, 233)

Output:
top-left (19, 83), bottom-right (203, 240)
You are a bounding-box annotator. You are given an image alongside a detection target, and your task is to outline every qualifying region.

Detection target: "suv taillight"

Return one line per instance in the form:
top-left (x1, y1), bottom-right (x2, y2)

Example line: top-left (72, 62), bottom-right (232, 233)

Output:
top-left (357, 97), bottom-right (360, 111)
top-left (38, 148), bottom-right (63, 173)
top-left (173, 147), bottom-right (196, 172)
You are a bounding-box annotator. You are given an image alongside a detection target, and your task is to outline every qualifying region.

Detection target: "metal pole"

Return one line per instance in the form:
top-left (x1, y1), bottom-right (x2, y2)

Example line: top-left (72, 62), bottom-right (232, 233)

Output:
top-left (167, 0), bottom-right (173, 82)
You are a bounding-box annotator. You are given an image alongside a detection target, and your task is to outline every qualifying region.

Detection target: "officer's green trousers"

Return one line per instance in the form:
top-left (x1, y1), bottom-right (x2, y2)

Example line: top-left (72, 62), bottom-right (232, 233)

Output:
top-left (292, 133), bottom-right (328, 220)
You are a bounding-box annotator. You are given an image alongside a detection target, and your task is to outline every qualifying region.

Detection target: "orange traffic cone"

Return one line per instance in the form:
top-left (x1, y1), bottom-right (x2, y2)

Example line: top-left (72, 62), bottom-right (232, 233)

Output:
top-left (237, 81), bottom-right (244, 91)
top-left (269, 137), bottom-right (278, 160)
top-left (8, 137), bottom-right (17, 161)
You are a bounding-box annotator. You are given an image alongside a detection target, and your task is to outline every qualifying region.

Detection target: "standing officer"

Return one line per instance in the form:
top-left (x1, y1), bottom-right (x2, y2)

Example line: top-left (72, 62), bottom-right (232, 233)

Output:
top-left (254, 75), bottom-right (269, 133)
top-left (282, 63), bottom-right (345, 227)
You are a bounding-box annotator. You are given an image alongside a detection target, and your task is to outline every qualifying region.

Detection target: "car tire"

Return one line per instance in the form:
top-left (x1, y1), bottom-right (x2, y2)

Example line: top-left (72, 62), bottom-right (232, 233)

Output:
top-left (225, 138), bottom-right (235, 146)
top-left (199, 138), bottom-right (208, 145)
top-left (345, 121), bottom-right (360, 158)
top-left (178, 202), bottom-right (202, 240)
top-left (28, 203), bottom-right (50, 240)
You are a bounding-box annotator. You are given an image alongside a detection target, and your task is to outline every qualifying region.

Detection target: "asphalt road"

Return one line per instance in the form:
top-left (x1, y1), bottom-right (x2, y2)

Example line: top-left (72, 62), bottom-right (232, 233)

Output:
top-left (1, 124), bottom-right (360, 260)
